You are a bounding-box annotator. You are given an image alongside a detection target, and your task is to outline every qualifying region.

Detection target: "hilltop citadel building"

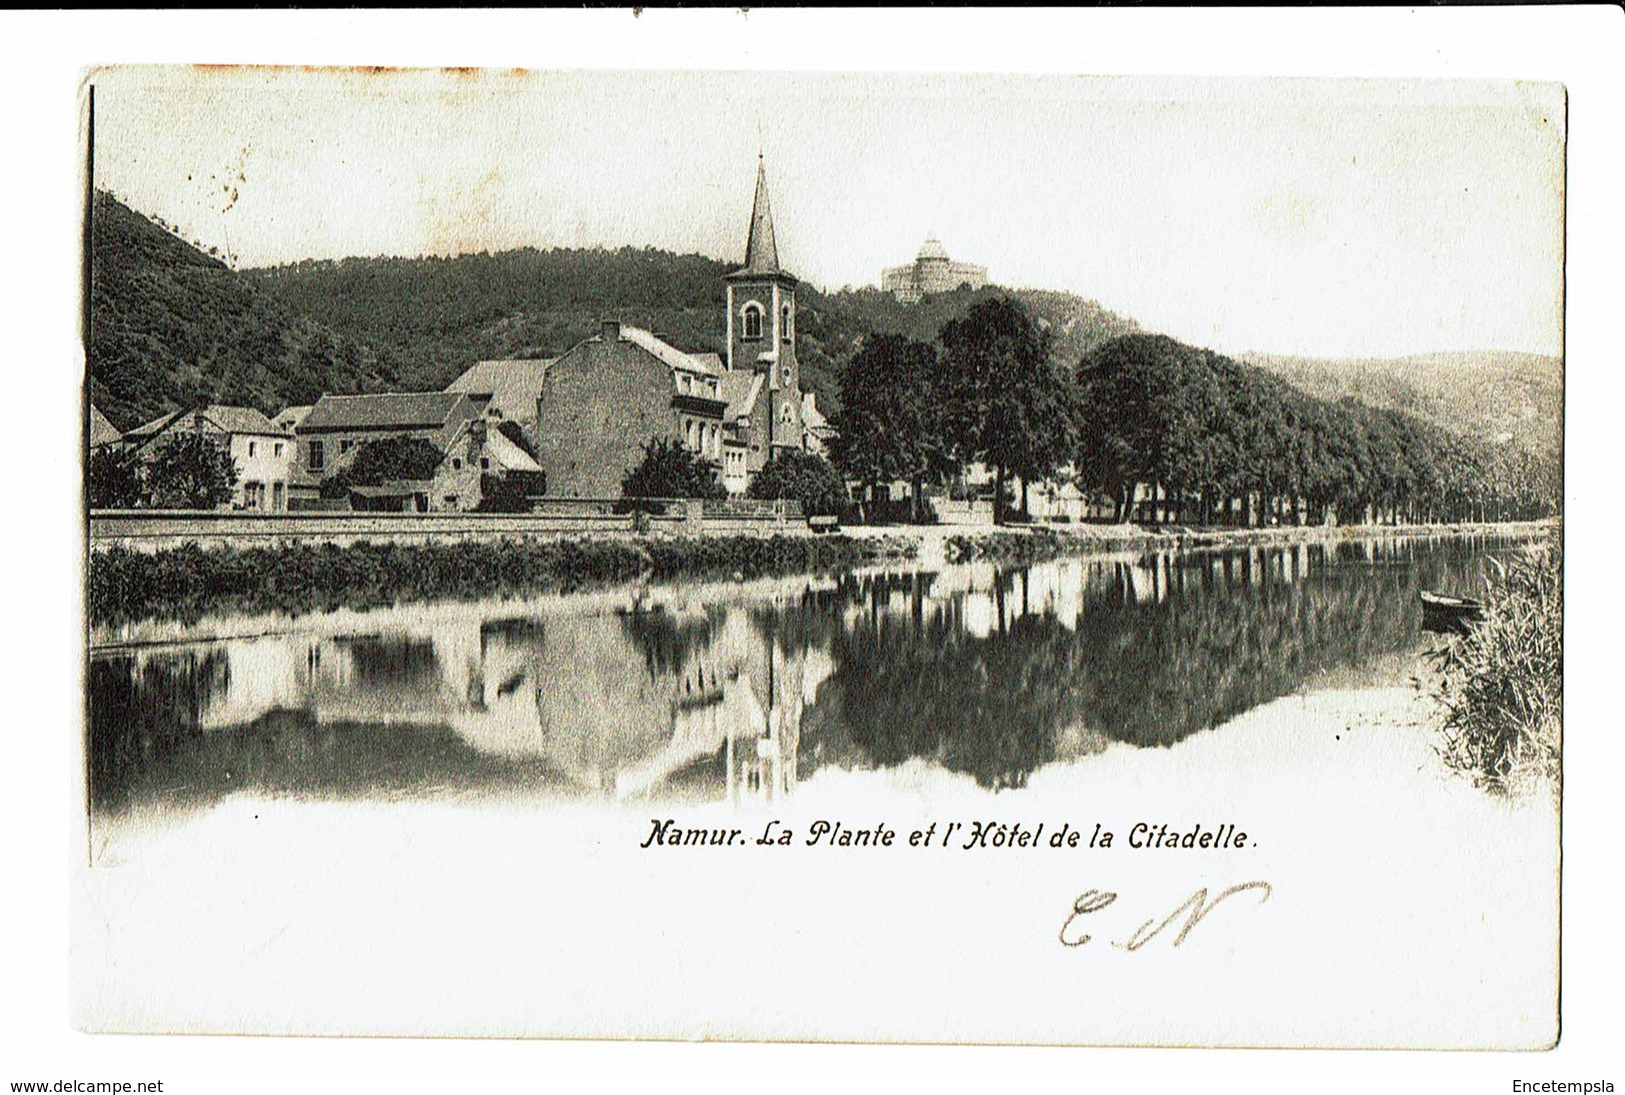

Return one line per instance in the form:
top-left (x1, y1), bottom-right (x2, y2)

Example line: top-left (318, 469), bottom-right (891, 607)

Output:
top-left (881, 236), bottom-right (988, 303)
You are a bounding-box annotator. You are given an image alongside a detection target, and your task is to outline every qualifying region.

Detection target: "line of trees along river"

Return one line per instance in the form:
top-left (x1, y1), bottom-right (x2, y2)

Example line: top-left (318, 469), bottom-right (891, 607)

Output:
top-left (830, 297), bottom-right (1560, 526)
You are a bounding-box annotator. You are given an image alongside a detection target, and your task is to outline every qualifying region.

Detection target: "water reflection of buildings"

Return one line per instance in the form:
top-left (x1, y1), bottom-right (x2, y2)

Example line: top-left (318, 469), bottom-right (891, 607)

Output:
top-left (91, 537), bottom-right (1504, 811)
top-left (110, 592), bottom-right (832, 805)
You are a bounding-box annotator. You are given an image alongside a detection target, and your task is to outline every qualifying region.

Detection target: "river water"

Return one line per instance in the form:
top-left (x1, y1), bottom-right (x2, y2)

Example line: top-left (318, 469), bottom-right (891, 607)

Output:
top-left (86, 534), bottom-right (1523, 824)
top-left (78, 531), bottom-right (1562, 1044)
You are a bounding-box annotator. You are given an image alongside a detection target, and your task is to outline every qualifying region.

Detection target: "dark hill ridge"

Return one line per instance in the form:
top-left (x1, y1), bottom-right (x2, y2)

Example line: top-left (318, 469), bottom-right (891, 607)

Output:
top-left (88, 192), bottom-right (400, 431)
top-left (244, 250), bottom-right (1144, 420)
top-left (247, 247), bottom-right (736, 394)
top-left (89, 193), bottom-right (1558, 458)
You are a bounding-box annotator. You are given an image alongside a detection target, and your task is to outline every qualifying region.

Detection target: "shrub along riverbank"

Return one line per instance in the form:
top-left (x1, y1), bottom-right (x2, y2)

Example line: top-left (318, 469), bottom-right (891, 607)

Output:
top-left (89, 519), bottom-right (1555, 628)
top-left (943, 528), bottom-right (1075, 565)
top-left (1430, 530), bottom-right (1562, 794)
top-left (88, 534), bottom-right (919, 628)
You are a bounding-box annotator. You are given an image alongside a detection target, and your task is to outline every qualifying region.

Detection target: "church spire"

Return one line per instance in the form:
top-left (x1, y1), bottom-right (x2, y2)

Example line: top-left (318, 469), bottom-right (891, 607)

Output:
top-left (740, 153), bottom-right (781, 275)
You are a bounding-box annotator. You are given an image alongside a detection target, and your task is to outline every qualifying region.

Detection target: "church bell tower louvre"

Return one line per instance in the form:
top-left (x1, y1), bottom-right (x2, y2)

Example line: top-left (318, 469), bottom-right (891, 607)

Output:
top-left (724, 154), bottom-right (803, 458)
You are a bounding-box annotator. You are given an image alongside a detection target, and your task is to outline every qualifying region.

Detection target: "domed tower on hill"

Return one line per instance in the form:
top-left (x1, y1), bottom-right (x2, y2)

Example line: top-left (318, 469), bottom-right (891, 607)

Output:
top-left (914, 235), bottom-right (952, 286)
top-left (881, 234), bottom-right (989, 303)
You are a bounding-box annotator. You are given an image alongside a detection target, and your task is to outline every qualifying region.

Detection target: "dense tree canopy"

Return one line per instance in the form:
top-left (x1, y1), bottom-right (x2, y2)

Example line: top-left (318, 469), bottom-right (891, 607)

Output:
top-left (320, 436), bottom-right (446, 499)
top-left (621, 438), bottom-right (725, 500)
top-left (823, 300), bottom-right (1557, 528)
top-left (475, 471), bottom-right (545, 513)
top-left (144, 433), bottom-right (240, 510)
top-left (1075, 334), bottom-right (1559, 525)
top-left (89, 192), bottom-right (398, 430)
top-left (747, 449), bottom-right (848, 517)
top-left (87, 447), bottom-right (143, 509)
top-left (828, 334), bottom-right (950, 521)
top-left (939, 296), bottom-right (1079, 523)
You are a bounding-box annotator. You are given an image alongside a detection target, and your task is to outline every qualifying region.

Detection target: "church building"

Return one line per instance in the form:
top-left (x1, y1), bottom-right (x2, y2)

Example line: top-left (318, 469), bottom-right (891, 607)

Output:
top-left (532, 157), bottom-right (809, 498)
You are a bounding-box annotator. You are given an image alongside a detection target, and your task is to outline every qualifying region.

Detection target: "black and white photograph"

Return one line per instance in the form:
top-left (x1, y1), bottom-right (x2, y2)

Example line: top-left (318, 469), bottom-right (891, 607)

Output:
top-left (7, 7), bottom-right (1620, 1092)
top-left (77, 60), bottom-right (1566, 1044)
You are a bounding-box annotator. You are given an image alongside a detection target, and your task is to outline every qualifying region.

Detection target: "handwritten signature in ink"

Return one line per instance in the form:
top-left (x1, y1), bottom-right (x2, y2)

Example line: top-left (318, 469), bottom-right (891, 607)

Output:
top-left (1058, 881), bottom-right (1273, 951)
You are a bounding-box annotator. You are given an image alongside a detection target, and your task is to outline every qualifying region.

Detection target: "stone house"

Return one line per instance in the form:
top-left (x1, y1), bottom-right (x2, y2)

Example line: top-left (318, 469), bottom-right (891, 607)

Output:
top-left (535, 321), bottom-right (731, 498)
top-left (120, 404), bottom-right (295, 511)
top-left (446, 358), bottom-right (553, 441)
top-left (292, 391), bottom-right (540, 511)
top-left (532, 157), bottom-right (814, 499)
top-left (344, 419), bottom-right (541, 512)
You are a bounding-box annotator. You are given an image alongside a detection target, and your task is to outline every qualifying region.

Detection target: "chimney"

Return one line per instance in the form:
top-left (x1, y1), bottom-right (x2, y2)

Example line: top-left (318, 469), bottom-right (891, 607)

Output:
top-left (600, 319), bottom-right (621, 342)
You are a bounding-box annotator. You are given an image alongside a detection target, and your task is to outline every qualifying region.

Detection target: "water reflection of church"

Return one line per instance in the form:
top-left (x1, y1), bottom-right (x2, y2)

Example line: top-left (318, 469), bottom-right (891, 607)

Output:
top-left (157, 593), bottom-right (830, 805)
top-left (93, 537), bottom-right (1476, 812)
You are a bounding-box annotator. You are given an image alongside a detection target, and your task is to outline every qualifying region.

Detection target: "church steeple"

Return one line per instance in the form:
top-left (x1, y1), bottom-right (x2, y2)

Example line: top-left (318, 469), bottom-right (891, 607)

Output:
top-left (723, 154), bottom-right (802, 463)
top-left (739, 154), bottom-right (781, 275)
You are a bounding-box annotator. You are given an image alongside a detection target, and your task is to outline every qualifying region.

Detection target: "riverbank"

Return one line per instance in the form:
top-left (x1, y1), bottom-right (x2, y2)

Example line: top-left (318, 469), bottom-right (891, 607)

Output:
top-left (85, 518), bottom-right (1551, 629)
top-left (86, 533), bottom-right (920, 629)
top-left (1429, 530), bottom-right (1562, 794)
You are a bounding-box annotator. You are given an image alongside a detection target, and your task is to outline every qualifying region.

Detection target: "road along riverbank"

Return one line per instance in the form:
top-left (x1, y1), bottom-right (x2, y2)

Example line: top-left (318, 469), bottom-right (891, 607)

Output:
top-left (852, 518), bottom-right (1552, 568)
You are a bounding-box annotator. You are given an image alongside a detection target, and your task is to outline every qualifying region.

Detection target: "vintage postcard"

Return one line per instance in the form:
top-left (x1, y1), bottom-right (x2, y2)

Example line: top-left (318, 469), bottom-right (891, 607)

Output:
top-left (77, 64), bottom-right (1563, 1047)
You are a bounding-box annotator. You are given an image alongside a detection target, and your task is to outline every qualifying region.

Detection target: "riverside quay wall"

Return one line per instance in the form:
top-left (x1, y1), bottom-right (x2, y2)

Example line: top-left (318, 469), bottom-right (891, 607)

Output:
top-left (89, 499), bottom-right (807, 552)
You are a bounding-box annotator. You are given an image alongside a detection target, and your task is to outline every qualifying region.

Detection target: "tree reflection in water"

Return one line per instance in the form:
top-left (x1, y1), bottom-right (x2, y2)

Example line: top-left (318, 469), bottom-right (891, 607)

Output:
top-left (773, 538), bottom-right (1505, 789)
top-left (86, 536), bottom-right (1514, 813)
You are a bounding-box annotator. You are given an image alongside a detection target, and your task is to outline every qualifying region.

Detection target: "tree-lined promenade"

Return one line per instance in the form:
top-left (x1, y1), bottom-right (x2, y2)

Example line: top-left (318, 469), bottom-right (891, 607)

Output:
top-left (830, 295), bottom-right (1561, 528)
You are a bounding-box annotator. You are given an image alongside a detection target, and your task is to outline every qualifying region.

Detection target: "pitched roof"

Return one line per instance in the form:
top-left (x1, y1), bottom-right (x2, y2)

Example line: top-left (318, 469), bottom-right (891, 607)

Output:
top-left (89, 405), bottom-right (123, 447)
top-left (196, 404), bottom-right (286, 436)
top-left (619, 326), bottom-right (721, 377)
top-left (124, 409), bottom-right (187, 441)
top-left (124, 405), bottom-right (287, 442)
top-left (731, 156), bottom-right (785, 278)
top-left (446, 359), bottom-right (552, 420)
top-left (719, 371), bottom-right (763, 421)
top-left (274, 404), bottom-right (314, 432)
top-left (484, 426), bottom-right (544, 474)
top-left (299, 391), bottom-right (476, 433)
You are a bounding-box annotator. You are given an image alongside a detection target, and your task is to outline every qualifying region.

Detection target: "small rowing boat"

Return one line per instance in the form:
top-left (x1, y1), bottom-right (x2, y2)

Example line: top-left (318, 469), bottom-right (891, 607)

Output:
top-left (1420, 590), bottom-right (1484, 634)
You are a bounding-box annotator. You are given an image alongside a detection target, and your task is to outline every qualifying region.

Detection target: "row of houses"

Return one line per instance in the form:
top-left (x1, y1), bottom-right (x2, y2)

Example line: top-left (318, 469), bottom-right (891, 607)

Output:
top-left (89, 156), bottom-right (1103, 523)
top-left (91, 394), bottom-right (544, 513)
top-left (90, 158), bottom-right (836, 514)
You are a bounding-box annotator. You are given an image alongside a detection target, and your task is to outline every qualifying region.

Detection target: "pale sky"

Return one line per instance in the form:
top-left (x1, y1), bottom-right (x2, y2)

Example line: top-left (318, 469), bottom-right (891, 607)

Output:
top-left (91, 68), bottom-right (1564, 360)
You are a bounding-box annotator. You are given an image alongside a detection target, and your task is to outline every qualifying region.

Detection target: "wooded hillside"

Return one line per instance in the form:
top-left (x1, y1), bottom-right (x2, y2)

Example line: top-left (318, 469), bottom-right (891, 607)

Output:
top-left (89, 192), bottom-right (1559, 484)
top-left (1242, 350), bottom-right (1563, 462)
top-left (88, 192), bottom-right (400, 430)
top-left (246, 251), bottom-right (1143, 419)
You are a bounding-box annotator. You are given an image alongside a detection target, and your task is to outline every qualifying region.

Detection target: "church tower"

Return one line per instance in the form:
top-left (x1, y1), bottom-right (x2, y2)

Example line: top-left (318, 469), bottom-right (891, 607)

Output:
top-left (725, 155), bottom-right (803, 465)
